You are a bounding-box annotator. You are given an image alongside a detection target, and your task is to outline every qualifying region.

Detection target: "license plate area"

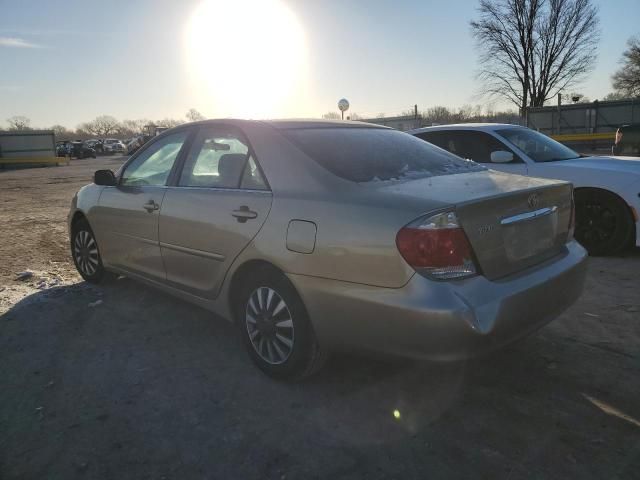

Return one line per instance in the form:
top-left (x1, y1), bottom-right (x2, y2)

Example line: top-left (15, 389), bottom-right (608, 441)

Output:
top-left (502, 210), bottom-right (558, 262)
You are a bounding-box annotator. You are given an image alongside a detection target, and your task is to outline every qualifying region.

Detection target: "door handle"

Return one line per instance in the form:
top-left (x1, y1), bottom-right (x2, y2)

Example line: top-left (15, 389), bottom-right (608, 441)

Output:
top-left (143, 200), bottom-right (160, 213)
top-left (232, 205), bottom-right (258, 223)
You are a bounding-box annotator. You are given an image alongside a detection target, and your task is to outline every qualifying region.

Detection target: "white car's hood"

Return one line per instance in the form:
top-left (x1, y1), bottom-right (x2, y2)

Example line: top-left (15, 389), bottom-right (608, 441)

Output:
top-left (546, 155), bottom-right (640, 174)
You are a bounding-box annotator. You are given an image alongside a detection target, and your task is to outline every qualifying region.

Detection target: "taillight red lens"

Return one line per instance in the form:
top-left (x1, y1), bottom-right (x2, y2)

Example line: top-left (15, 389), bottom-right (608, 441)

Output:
top-left (396, 211), bottom-right (477, 280)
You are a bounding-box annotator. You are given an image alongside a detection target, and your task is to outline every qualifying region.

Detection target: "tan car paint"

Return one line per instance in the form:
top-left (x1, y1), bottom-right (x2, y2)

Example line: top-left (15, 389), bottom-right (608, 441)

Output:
top-left (70, 120), bottom-right (587, 360)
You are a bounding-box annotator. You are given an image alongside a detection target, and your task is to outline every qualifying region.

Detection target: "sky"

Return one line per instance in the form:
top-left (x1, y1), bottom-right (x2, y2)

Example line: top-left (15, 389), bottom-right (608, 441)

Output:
top-left (0, 0), bottom-right (638, 129)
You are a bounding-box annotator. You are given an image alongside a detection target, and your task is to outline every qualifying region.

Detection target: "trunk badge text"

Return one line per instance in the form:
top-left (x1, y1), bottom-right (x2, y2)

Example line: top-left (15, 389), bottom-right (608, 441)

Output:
top-left (528, 193), bottom-right (540, 209)
top-left (478, 224), bottom-right (495, 235)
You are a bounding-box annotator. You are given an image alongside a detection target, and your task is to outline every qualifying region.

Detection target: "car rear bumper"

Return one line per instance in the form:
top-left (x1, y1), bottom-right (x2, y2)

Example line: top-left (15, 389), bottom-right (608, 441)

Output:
top-left (288, 240), bottom-right (587, 361)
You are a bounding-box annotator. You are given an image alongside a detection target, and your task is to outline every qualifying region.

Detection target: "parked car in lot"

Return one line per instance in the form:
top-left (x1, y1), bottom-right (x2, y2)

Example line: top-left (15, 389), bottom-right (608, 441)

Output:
top-left (85, 139), bottom-right (104, 154)
top-left (612, 124), bottom-right (640, 156)
top-left (103, 138), bottom-right (127, 155)
top-left (125, 135), bottom-right (146, 156)
top-left (410, 124), bottom-right (640, 255)
top-left (68, 120), bottom-right (587, 380)
top-left (55, 141), bottom-right (68, 157)
top-left (55, 140), bottom-right (96, 159)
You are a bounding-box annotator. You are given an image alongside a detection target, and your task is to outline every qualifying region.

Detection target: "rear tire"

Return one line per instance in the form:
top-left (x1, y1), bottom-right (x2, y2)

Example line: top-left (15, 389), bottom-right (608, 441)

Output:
top-left (71, 218), bottom-right (107, 283)
top-left (574, 189), bottom-right (634, 256)
top-left (235, 268), bottom-right (327, 381)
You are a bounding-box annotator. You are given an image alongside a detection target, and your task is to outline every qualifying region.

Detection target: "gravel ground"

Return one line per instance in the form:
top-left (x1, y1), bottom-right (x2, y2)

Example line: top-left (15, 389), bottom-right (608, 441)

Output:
top-left (1, 159), bottom-right (639, 479)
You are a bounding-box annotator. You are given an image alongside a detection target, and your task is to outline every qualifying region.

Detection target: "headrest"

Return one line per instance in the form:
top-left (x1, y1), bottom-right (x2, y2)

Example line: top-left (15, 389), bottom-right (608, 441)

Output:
top-left (218, 154), bottom-right (247, 184)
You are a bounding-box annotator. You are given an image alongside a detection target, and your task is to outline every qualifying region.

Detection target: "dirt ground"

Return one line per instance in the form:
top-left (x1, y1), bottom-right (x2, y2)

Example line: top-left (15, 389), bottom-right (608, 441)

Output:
top-left (1, 159), bottom-right (639, 479)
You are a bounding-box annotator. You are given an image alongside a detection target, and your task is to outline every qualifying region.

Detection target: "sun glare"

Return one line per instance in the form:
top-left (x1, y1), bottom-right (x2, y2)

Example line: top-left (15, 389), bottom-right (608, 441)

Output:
top-left (186, 0), bottom-right (308, 119)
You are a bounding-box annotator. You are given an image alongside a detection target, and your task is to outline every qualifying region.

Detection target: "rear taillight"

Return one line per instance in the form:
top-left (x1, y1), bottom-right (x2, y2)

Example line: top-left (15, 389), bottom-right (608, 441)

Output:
top-left (396, 210), bottom-right (477, 280)
top-left (568, 190), bottom-right (576, 240)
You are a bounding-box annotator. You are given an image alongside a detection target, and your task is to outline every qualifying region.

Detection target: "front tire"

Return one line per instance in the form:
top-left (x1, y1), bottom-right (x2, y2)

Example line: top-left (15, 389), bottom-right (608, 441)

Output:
top-left (236, 268), bottom-right (326, 381)
top-left (71, 218), bottom-right (106, 283)
top-left (574, 189), bottom-right (634, 256)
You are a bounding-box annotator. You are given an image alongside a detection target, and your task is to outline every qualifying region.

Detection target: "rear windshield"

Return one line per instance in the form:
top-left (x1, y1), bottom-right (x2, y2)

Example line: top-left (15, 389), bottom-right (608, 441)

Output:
top-left (283, 127), bottom-right (486, 183)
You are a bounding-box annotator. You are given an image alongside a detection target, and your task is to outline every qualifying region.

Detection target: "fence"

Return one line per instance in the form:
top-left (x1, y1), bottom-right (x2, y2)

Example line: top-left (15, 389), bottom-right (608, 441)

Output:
top-left (527, 99), bottom-right (640, 135)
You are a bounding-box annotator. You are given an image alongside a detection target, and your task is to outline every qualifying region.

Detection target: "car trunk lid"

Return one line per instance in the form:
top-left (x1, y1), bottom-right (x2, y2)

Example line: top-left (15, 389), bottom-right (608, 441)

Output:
top-left (372, 170), bottom-right (573, 280)
top-left (455, 183), bottom-right (572, 280)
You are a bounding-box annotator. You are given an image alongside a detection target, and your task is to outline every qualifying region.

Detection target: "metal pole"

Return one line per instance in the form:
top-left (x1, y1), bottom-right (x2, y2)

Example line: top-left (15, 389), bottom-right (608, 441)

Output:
top-left (557, 93), bottom-right (562, 135)
top-left (341, 110), bottom-right (344, 120)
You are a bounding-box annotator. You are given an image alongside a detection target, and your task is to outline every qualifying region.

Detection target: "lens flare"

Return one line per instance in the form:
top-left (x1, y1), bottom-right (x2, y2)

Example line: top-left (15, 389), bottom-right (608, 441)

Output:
top-left (186, 0), bottom-right (308, 118)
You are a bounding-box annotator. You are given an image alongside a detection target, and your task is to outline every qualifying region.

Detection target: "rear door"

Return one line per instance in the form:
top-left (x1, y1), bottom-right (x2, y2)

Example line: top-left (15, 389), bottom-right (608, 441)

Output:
top-left (93, 130), bottom-right (191, 280)
top-left (159, 125), bottom-right (272, 298)
top-left (416, 130), bottom-right (529, 175)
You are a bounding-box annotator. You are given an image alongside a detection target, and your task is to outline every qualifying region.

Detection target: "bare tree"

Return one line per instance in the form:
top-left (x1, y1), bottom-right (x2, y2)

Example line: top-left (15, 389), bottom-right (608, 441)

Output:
top-left (322, 111), bottom-right (341, 120)
top-left (78, 115), bottom-right (121, 137)
top-left (424, 106), bottom-right (456, 124)
top-left (471, 0), bottom-right (600, 114)
top-left (185, 108), bottom-right (206, 122)
top-left (119, 119), bottom-right (151, 137)
top-left (6, 115), bottom-right (31, 130)
top-left (603, 91), bottom-right (628, 101)
top-left (50, 124), bottom-right (74, 138)
top-left (567, 92), bottom-right (590, 103)
top-left (612, 36), bottom-right (640, 98)
top-left (155, 118), bottom-right (185, 128)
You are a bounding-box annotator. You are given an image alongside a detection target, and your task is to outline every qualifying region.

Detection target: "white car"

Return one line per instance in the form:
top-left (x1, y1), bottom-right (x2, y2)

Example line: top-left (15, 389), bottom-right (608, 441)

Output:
top-left (409, 124), bottom-right (640, 255)
top-left (103, 138), bottom-right (127, 155)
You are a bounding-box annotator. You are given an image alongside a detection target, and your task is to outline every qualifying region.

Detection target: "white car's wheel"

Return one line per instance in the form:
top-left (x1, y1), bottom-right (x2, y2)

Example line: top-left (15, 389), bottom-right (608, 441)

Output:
top-left (575, 189), bottom-right (634, 255)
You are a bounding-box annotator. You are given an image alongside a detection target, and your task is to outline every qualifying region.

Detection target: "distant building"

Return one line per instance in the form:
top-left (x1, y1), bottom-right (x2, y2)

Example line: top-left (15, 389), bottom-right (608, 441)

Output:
top-left (363, 115), bottom-right (421, 131)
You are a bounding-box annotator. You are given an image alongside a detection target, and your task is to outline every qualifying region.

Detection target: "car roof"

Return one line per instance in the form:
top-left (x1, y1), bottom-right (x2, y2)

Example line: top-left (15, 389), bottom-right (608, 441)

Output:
top-left (176, 118), bottom-right (389, 130)
top-left (408, 123), bottom-right (523, 134)
top-left (265, 119), bottom-right (388, 130)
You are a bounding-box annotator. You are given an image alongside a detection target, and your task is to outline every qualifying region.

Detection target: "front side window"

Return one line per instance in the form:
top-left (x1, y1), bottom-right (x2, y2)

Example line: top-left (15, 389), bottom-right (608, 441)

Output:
top-left (496, 127), bottom-right (580, 162)
top-left (179, 128), bottom-right (267, 190)
top-left (284, 127), bottom-right (485, 183)
top-left (417, 131), bottom-right (521, 164)
top-left (120, 131), bottom-right (188, 186)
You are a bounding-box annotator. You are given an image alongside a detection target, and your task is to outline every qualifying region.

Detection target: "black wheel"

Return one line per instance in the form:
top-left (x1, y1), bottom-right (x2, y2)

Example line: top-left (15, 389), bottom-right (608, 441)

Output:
top-left (71, 218), bottom-right (106, 283)
top-left (574, 189), bottom-right (634, 256)
top-left (236, 268), bottom-right (327, 381)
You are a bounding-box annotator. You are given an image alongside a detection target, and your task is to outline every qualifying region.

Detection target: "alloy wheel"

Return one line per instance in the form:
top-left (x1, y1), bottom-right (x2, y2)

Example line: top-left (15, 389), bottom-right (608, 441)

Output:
top-left (245, 287), bottom-right (295, 365)
top-left (576, 202), bottom-right (616, 248)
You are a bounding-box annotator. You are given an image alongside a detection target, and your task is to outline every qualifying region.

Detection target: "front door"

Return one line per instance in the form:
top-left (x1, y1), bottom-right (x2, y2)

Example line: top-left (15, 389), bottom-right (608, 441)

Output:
top-left (159, 126), bottom-right (272, 298)
top-left (92, 130), bottom-right (191, 280)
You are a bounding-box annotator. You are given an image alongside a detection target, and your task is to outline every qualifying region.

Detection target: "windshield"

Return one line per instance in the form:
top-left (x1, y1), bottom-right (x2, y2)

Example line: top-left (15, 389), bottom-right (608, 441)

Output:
top-left (496, 128), bottom-right (579, 162)
top-left (283, 127), bottom-right (485, 183)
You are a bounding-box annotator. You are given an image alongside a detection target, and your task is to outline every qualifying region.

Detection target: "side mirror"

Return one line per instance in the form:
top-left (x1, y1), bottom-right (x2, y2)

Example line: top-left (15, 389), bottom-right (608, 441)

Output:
top-left (490, 150), bottom-right (514, 163)
top-left (94, 169), bottom-right (117, 186)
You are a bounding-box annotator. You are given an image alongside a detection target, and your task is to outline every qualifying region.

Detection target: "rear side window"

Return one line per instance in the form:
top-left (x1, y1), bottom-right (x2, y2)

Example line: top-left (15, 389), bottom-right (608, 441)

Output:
top-left (179, 127), bottom-right (269, 190)
top-left (283, 128), bottom-right (485, 183)
top-left (416, 130), bottom-right (522, 164)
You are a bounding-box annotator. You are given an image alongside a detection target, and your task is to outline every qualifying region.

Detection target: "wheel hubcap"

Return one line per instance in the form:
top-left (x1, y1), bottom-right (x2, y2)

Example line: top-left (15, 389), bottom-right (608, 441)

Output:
top-left (576, 202), bottom-right (616, 247)
top-left (245, 287), bottom-right (294, 365)
top-left (74, 230), bottom-right (99, 276)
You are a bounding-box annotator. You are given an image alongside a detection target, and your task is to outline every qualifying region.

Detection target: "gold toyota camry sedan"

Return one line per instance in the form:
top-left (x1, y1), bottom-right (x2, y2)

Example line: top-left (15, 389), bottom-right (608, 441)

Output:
top-left (68, 119), bottom-right (587, 380)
